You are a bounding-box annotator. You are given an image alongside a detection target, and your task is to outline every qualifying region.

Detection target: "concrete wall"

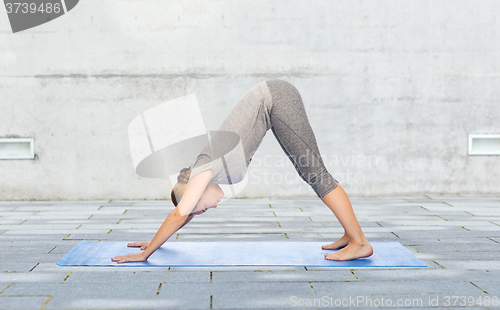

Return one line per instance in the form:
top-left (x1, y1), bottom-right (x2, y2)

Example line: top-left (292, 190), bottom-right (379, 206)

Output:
top-left (1, 0), bottom-right (499, 200)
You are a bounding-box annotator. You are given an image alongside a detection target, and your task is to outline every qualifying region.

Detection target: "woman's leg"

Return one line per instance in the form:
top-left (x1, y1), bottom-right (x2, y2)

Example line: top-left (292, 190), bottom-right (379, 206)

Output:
top-left (265, 79), bottom-right (372, 261)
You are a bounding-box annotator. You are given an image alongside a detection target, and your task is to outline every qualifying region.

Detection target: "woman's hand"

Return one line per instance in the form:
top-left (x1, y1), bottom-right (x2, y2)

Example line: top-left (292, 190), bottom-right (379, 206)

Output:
top-left (111, 241), bottom-right (151, 263)
top-left (111, 252), bottom-right (147, 264)
top-left (127, 241), bottom-right (151, 250)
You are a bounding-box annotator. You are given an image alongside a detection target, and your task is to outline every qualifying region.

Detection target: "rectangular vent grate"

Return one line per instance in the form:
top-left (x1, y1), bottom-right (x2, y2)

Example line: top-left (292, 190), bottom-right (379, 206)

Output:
top-left (0, 138), bottom-right (35, 159)
top-left (468, 134), bottom-right (500, 155)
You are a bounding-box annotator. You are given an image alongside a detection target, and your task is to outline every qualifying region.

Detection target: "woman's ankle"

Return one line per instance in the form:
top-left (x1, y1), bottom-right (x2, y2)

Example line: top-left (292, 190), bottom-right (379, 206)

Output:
top-left (347, 234), bottom-right (369, 246)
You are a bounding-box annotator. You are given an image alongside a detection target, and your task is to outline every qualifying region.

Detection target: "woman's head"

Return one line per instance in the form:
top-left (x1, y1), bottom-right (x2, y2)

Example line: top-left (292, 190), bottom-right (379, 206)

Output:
top-left (171, 167), bottom-right (224, 215)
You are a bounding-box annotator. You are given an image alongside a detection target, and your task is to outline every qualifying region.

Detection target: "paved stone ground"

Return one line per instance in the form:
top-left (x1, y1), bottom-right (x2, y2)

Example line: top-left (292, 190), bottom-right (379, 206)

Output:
top-left (0, 197), bottom-right (499, 309)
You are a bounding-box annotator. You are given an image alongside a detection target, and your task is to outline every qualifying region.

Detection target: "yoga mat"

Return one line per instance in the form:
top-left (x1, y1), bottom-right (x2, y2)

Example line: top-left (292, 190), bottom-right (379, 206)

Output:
top-left (57, 241), bottom-right (426, 267)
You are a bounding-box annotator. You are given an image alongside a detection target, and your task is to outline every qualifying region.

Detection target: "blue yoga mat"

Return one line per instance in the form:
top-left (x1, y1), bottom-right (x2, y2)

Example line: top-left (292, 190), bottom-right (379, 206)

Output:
top-left (57, 241), bottom-right (426, 267)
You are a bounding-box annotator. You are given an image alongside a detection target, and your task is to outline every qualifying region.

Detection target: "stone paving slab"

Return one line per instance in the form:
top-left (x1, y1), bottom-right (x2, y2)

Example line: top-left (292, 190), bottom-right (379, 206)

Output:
top-left (175, 233), bottom-right (289, 241)
top-left (77, 223), bottom-right (172, 230)
top-left (157, 282), bottom-right (315, 309)
top-left (270, 221), bottom-right (325, 229)
top-left (129, 201), bottom-right (175, 206)
top-left (0, 206), bottom-right (18, 211)
top-left (415, 252), bottom-right (500, 261)
top-left (0, 219), bottom-right (23, 225)
top-left (411, 243), bottom-right (499, 252)
top-left (431, 216), bottom-right (500, 221)
top-left (44, 297), bottom-right (180, 310)
top-left (29, 219), bottom-right (123, 225)
top-left (8, 214), bottom-right (92, 220)
top-left (2, 254), bottom-right (59, 265)
top-left (353, 228), bottom-right (462, 237)
top-left (171, 227), bottom-right (326, 234)
top-left (63, 270), bottom-right (209, 284)
top-left (211, 270), bottom-right (356, 282)
top-left (285, 233), bottom-right (326, 240)
top-left (0, 234), bottom-right (70, 241)
top-left (39, 242), bottom-right (83, 255)
top-left (112, 219), bottom-right (165, 224)
top-left (2, 229), bottom-right (109, 235)
top-left (31, 211), bottom-right (122, 217)
top-left (169, 266), bottom-right (309, 272)
top-left (13, 206), bottom-right (101, 212)
top-left (32, 264), bottom-right (168, 274)
top-left (429, 259), bottom-right (500, 270)
top-left (311, 280), bottom-right (482, 296)
top-left (352, 269), bottom-right (500, 282)
top-left (387, 229), bottom-right (493, 238)
top-left (4, 282), bottom-right (159, 297)
top-left (463, 225), bottom-right (500, 232)
top-left (176, 224), bottom-right (282, 232)
top-left (101, 205), bottom-right (168, 210)
top-left (63, 232), bottom-right (155, 241)
top-left (0, 296), bottom-right (51, 310)
top-left (424, 237), bottom-right (499, 244)
top-left (0, 241), bottom-right (62, 254)
top-left (192, 217), bottom-right (316, 223)
top-left (0, 212), bottom-right (39, 219)
top-left (348, 221), bottom-right (381, 227)
top-left (469, 280), bottom-right (500, 296)
top-left (0, 197), bottom-right (499, 309)
top-left (0, 271), bottom-right (70, 283)
top-left (376, 220), bottom-right (495, 227)
top-left (3, 283), bottom-right (161, 310)
top-left (0, 262), bottom-right (41, 273)
top-left (0, 224), bottom-right (81, 230)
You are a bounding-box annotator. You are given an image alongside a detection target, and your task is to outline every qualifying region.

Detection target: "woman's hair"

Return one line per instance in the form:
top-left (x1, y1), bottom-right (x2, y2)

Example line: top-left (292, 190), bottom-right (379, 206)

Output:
top-left (170, 167), bottom-right (191, 207)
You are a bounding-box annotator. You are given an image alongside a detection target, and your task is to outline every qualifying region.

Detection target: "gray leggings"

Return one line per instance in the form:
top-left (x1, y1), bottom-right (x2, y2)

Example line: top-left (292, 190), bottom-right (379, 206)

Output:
top-left (266, 79), bottom-right (338, 199)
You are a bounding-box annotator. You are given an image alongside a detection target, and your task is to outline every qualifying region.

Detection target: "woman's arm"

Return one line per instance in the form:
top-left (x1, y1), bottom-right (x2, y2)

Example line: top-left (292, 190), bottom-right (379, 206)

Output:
top-left (111, 169), bottom-right (213, 263)
top-left (127, 214), bottom-right (195, 250)
top-left (180, 214), bottom-right (195, 229)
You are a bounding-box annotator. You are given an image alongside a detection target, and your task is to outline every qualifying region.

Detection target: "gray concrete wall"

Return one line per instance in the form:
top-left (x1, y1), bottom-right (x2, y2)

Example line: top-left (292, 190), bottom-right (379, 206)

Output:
top-left (1, 0), bottom-right (499, 200)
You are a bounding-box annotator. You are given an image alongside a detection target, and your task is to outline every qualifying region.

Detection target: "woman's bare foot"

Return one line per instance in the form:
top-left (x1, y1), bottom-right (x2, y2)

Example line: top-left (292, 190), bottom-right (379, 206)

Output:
top-left (324, 239), bottom-right (373, 261)
top-left (322, 234), bottom-right (349, 250)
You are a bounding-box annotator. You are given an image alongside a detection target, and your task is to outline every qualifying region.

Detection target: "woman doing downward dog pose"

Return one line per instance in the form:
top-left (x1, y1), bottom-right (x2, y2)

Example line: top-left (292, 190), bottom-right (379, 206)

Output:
top-left (111, 79), bottom-right (373, 263)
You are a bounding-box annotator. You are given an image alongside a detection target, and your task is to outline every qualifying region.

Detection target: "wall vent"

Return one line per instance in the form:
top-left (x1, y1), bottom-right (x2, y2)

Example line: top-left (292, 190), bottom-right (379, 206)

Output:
top-left (0, 138), bottom-right (35, 159)
top-left (468, 134), bottom-right (500, 155)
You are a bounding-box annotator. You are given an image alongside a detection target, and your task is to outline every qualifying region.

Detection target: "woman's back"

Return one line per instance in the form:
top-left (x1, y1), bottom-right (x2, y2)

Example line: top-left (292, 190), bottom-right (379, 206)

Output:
top-left (189, 80), bottom-right (274, 185)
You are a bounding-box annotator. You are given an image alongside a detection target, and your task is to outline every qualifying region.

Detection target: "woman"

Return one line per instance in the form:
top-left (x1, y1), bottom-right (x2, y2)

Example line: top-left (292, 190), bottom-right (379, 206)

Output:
top-left (111, 79), bottom-right (373, 263)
